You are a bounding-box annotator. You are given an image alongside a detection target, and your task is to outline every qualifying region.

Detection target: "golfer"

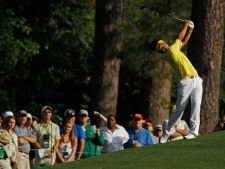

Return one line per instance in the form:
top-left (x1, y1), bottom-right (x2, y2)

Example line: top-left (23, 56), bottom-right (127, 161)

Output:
top-left (151, 20), bottom-right (203, 143)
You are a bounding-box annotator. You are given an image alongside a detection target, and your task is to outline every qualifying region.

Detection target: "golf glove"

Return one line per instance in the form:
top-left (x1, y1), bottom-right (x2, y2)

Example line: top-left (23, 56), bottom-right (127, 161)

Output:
top-left (189, 20), bottom-right (194, 28)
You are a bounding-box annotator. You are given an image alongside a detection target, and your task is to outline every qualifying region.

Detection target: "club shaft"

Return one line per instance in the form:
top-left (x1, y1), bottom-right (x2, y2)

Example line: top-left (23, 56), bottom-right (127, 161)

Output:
top-left (140, 5), bottom-right (184, 22)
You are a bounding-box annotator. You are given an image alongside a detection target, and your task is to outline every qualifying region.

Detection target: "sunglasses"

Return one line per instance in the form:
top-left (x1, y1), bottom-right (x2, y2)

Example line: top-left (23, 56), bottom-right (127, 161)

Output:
top-left (145, 124), bottom-right (152, 127)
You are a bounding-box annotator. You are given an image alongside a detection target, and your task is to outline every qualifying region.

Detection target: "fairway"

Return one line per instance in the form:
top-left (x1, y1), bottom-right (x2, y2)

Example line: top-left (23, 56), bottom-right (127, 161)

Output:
top-left (45, 131), bottom-right (225, 169)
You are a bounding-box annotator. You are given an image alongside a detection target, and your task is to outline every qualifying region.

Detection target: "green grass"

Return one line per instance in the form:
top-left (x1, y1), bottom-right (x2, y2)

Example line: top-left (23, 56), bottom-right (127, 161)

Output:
top-left (45, 131), bottom-right (225, 169)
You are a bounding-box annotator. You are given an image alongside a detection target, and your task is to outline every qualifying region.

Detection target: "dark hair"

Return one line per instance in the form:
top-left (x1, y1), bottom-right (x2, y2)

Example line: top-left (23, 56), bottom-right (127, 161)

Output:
top-left (151, 39), bottom-right (160, 51)
top-left (107, 114), bottom-right (116, 122)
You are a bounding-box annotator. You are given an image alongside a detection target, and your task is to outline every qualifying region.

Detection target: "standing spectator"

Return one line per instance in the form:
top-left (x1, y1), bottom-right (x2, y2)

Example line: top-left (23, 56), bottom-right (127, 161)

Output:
top-left (124, 114), bottom-right (153, 148)
top-left (153, 125), bottom-right (163, 138)
top-left (25, 113), bottom-right (36, 169)
top-left (78, 109), bottom-right (104, 158)
top-left (1, 116), bottom-right (18, 168)
top-left (56, 120), bottom-right (77, 163)
top-left (100, 115), bottom-right (129, 153)
top-left (60, 109), bottom-right (86, 160)
top-left (13, 110), bottom-right (37, 169)
top-left (33, 106), bottom-right (60, 166)
top-left (31, 116), bottom-right (38, 128)
top-left (143, 119), bottom-right (159, 144)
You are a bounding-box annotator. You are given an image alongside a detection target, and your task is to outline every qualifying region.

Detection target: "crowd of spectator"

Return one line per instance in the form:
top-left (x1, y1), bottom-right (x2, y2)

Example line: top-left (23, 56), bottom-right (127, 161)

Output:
top-left (0, 105), bottom-right (223, 168)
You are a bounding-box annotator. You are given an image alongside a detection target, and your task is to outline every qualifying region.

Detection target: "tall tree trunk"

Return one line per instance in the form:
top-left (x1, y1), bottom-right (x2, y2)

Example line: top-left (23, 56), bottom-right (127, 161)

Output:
top-left (89, 0), bottom-right (122, 126)
top-left (149, 57), bottom-right (172, 126)
top-left (187, 0), bottom-right (225, 134)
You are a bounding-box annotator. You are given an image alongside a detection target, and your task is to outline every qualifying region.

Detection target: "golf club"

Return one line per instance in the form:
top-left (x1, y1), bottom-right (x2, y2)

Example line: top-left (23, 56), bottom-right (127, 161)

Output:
top-left (140, 5), bottom-right (184, 22)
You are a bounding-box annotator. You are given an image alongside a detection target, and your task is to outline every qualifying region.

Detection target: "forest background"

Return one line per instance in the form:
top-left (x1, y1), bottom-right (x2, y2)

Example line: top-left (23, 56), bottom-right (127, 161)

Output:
top-left (0, 0), bottom-right (224, 134)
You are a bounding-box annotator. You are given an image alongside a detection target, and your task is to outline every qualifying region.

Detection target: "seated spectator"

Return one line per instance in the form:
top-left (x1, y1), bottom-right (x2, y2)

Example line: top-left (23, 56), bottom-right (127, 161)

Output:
top-left (56, 120), bottom-right (77, 163)
top-left (60, 109), bottom-right (86, 160)
top-left (219, 114), bottom-right (225, 130)
top-left (163, 119), bottom-right (190, 141)
top-left (13, 110), bottom-right (37, 169)
top-left (124, 114), bottom-right (153, 148)
top-left (1, 115), bottom-right (18, 168)
top-left (143, 119), bottom-right (159, 144)
top-left (78, 109), bottom-right (104, 158)
top-left (153, 125), bottom-right (163, 138)
top-left (33, 106), bottom-right (61, 166)
top-left (100, 115), bottom-right (129, 153)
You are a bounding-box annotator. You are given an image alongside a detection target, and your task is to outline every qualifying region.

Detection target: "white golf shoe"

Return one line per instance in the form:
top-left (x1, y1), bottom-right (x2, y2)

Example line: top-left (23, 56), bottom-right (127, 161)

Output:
top-left (184, 133), bottom-right (197, 139)
top-left (159, 131), bottom-right (170, 143)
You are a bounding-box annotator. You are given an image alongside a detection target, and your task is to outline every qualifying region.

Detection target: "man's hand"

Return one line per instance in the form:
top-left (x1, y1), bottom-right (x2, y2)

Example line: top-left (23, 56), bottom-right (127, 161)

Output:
top-left (189, 20), bottom-right (194, 28)
top-left (132, 143), bottom-right (142, 147)
top-left (46, 150), bottom-right (52, 158)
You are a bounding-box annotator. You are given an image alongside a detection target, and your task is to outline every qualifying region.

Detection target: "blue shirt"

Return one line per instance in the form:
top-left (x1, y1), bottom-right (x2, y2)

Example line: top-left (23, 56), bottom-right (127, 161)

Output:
top-left (13, 125), bottom-right (36, 152)
top-left (124, 128), bottom-right (153, 149)
top-left (59, 124), bottom-right (86, 141)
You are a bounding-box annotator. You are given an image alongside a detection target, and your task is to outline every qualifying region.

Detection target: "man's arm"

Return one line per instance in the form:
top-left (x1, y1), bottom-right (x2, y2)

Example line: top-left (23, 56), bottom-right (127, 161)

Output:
top-left (178, 20), bottom-right (194, 48)
top-left (75, 139), bottom-right (85, 160)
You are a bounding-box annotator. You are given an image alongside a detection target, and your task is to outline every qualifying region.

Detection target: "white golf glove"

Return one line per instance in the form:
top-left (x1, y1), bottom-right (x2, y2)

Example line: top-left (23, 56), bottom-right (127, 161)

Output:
top-left (189, 20), bottom-right (194, 28)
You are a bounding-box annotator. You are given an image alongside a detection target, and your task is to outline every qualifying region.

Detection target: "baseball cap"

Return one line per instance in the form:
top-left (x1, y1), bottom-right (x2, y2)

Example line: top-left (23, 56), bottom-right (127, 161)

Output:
top-left (32, 116), bottom-right (38, 122)
top-left (41, 106), bottom-right (52, 113)
top-left (17, 110), bottom-right (27, 116)
top-left (27, 113), bottom-right (32, 119)
top-left (154, 125), bottom-right (163, 131)
top-left (3, 111), bottom-right (14, 118)
top-left (133, 113), bottom-right (143, 120)
top-left (64, 109), bottom-right (75, 117)
top-left (78, 109), bottom-right (88, 116)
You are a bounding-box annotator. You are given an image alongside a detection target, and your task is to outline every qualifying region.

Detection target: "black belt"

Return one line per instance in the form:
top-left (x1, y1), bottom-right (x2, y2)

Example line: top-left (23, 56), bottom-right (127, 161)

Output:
top-left (19, 151), bottom-right (30, 154)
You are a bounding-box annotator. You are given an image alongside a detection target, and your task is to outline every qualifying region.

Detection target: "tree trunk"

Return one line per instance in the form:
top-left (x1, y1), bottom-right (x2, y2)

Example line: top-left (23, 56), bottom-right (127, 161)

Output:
top-left (89, 0), bottom-right (122, 126)
top-left (187, 0), bottom-right (225, 134)
top-left (149, 58), bottom-right (172, 126)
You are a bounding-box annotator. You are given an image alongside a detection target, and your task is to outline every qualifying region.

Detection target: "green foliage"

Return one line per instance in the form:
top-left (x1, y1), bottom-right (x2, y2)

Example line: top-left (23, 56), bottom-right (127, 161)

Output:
top-left (0, 0), bottom-right (95, 118)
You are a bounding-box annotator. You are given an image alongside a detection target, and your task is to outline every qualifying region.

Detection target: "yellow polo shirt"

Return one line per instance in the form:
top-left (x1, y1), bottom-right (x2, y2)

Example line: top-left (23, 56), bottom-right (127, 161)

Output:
top-left (162, 39), bottom-right (198, 79)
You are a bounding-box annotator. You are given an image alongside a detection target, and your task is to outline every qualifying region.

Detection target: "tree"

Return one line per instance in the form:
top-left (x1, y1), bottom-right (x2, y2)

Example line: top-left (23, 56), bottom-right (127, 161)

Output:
top-left (187, 0), bottom-right (225, 134)
top-left (89, 0), bottom-right (123, 125)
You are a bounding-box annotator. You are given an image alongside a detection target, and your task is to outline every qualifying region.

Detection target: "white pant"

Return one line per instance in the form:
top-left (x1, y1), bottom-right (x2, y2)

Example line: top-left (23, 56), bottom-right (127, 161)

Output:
top-left (166, 77), bottom-right (203, 135)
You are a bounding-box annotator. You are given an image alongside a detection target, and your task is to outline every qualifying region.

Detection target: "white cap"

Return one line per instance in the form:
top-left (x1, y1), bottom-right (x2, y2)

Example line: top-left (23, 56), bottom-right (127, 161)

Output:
top-left (41, 106), bottom-right (52, 113)
top-left (3, 111), bottom-right (14, 118)
top-left (27, 113), bottom-right (32, 119)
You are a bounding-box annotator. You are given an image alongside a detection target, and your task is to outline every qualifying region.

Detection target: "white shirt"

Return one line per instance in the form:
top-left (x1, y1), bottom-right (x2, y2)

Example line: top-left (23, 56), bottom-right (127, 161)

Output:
top-left (100, 124), bottom-right (129, 153)
top-left (58, 142), bottom-right (73, 160)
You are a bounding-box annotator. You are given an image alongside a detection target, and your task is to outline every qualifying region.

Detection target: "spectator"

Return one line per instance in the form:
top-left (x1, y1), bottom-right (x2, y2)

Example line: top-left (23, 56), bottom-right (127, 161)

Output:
top-left (153, 125), bottom-right (163, 138)
top-left (78, 109), bottom-right (104, 158)
top-left (219, 115), bottom-right (225, 131)
top-left (143, 119), bottom-right (159, 144)
top-left (163, 119), bottom-right (190, 141)
top-left (60, 109), bottom-right (86, 160)
top-left (124, 114), bottom-right (153, 148)
top-left (31, 116), bottom-right (38, 128)
top-left (25, 113), bottom-right (37, 169)
top-left (25, 113), bottom-right (33, 130)
top-left (13, 110), bottom-right (37, 169)
top-left (56, 120), bottom-right (77, 163)
top-left (33, 106), bottom-right (61, 166)
top-left (100, 115), bottom-right (129, 153)
top-left (1, 116), bottom-right (18, 168)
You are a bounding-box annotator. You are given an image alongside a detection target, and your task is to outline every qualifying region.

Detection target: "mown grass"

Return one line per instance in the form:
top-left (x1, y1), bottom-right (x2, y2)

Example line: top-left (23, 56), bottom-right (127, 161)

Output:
top-left (45, 131), bottom-right (225, 169)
